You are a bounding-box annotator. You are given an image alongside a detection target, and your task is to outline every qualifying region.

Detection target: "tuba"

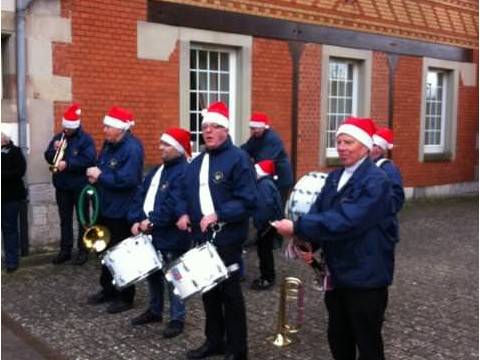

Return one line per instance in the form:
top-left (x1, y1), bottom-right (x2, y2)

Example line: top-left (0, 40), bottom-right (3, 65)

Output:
top-left (78, 185), bottom-right (110, 252)
top-left (49, 132), bottom-right (68, 173)
top-left (269, 277), bottom-right (304, 347)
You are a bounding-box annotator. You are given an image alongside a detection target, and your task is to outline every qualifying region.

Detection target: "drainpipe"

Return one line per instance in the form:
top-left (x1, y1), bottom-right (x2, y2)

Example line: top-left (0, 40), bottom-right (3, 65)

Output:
top-left (16, 0), bottom-right (34, 256)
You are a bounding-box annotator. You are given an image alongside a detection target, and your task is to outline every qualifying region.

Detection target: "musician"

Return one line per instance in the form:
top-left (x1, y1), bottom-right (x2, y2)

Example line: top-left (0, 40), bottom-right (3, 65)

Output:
top-left (178, 102), bottom-right (257, 360)
top-left (127, 128), bottom-right (191, 339)
top-left (2, 129), bottom-right (27, 273)
top-left (240, 112), bottom-right (293, 205)
top-left (86, 106), bottom-right (144, 314)
top-left (251, 160), bottom-right (282, 290)
top-left (371, 127), bottom-right (405, 214)
top-left (274, 117), bottom-right (396, 360)
top-left (44, 103), bottom-right (96, 265)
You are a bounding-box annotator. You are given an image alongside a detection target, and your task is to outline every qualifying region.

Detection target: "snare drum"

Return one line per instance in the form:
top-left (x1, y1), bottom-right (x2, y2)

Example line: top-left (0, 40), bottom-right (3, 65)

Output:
top-left (101, 234), bottom-right (164, 289)
top-left (165, 242), bottom-right (229, 300)
top-left (285, 172), bottom-right (328, 222)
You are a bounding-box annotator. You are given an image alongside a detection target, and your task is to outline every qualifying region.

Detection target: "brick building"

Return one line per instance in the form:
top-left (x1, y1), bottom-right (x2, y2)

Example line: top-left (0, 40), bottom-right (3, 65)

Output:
top-left (1, 0), bottom-right (478, 249)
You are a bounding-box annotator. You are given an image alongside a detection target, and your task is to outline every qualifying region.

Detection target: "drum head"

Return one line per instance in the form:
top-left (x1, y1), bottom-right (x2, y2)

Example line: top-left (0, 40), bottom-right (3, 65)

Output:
top-left (285, 172), bottom-right (328, 222)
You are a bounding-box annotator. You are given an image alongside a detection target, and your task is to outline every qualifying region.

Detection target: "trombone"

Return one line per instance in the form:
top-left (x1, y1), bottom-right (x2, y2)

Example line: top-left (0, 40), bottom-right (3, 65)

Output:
top-left (49, 132), bottom-right (67, 173)
top-left (77, 185), bottom-right (110, 252)
top-left (269, 277), bottom-right (304, 347)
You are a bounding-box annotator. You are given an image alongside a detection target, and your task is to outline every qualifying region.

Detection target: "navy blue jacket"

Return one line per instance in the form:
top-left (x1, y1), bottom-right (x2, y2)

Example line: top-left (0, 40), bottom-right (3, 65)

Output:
top-left (96, 132), bottom-right (144, 219)
top-left (241, 129), bottom-right (293, 190)
top-left (183, 137), bottom-right (257, 248)
top-left (253, 175), bottom-right (283, 232)
top-left (44, 128), bottom-right (96, 191)
top-left (2, 141), bottom-right (27, 201)
top-left (294, 158), bottom-right (396, 289)
top-left (127, 156), bottom-right (190, 252)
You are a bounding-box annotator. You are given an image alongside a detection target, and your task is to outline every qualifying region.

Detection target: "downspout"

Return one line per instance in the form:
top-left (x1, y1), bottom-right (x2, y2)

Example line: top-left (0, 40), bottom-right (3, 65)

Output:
top-left (16, 0), bottom-right (34, 256)
top-left (16, 0), bottom-right (34, 154)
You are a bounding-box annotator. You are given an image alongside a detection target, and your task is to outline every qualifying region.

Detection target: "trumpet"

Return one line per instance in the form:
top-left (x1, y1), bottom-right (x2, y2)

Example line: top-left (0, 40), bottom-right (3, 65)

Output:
top-left (49, 132), bottom-right (67, 173)
top-left (269, 277), bottom-right (304, 347)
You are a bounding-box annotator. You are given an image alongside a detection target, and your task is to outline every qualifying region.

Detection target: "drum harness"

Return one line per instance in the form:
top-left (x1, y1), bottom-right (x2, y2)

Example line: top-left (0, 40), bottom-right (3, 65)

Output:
top-left (208, 222), bottom-right (240, 274)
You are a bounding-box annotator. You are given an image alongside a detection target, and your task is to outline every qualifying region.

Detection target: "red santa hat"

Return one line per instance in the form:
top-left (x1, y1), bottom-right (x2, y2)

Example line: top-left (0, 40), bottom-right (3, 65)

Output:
top-left (160, 128), bottom-right (192, 157)
top-left (336, 117), bottom-right (376, 150)
top-left (255, 160), bottom-right (276, 178)
top-left (201, 101), bottom-right (229, 128)
top-left (62, 103), bottom-right (81, 129)
top-left (373, 127), bottom-right (394, 150)
top-left (103, 106), bottom-right (134, 130)
top-left (249, 112), bottom-right (270, 129)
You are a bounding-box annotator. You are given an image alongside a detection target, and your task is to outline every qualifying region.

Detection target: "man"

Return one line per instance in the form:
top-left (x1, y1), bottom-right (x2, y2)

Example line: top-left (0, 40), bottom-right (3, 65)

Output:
top-left (127, 128), bottom-right (191, 339)
top-left (273, 117), bottom-right (396, 360)
top-left (241, 112), bottom-right (293, 204)
top-left (2, 129), bottom-right (27, 273)
top-left (371, 127), bottom-right (405, 214)
top-left (44, 103), bottom-right (96, 265)
top-left (86, 106), bottom-right (144, 314)
top-left (178, 102), bottom-right (257, 360)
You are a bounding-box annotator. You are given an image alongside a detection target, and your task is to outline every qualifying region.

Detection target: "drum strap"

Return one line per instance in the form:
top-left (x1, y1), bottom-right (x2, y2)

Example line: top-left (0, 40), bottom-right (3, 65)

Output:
top-left (227, 263), bottom-right (240, 273)
top-left (199, 153), bottom-right (216, 216)
top-left (143, 165), bottom-right (164, 215)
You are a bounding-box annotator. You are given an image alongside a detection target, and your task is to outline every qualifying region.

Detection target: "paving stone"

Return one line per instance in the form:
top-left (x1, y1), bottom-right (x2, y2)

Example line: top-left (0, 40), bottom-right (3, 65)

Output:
top-left (2, 197), bottom-right (478, 360)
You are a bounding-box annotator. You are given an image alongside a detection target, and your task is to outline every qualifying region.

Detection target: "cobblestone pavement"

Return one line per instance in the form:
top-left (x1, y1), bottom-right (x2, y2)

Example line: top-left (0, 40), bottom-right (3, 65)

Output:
top-left (2, 197), bottom-right (478, 360)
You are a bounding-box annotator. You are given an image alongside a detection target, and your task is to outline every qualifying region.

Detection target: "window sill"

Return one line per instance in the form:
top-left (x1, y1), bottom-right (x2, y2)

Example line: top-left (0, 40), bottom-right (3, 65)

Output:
top-left (423, 152), bottom-right (452, 162)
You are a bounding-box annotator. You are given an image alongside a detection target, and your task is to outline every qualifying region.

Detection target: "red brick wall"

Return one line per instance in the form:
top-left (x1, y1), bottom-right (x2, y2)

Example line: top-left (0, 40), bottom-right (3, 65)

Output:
top-left (53, 1), bottom-right (478, 187)
top-left (54, 0), bottom-right (179, 165)
top-left (297, 43), bottom-right (322, 178)
top-left (251, 38), bottom-right (292, 157)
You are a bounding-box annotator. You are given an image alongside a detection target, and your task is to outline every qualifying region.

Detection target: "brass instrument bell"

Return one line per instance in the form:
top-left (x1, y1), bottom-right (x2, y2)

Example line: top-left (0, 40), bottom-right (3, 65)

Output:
top-left (83, 225), bottom-right (111, 253)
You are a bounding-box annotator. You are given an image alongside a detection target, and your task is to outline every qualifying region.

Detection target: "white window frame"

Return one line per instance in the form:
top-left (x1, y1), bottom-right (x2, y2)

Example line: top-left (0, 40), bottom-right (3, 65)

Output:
top-left (188, 45), bottom-right (237, 154)
top-left (424, 69), bottom-right (448, 154)
top-left (326, 58), bottom-right (360, 158)
top-left (178, 28), bottom-right (252, 157)
top-left (320, 46), bottom-right (372, 163)
top-left (419, 57), bottom-right (461, 161)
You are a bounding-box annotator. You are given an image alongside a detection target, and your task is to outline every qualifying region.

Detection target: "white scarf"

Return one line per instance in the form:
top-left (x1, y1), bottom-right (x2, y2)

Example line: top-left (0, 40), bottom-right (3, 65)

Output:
top-left (143, 165), bottom-right (164, 216)
top-left (199, 153), bottom-right (215, 215)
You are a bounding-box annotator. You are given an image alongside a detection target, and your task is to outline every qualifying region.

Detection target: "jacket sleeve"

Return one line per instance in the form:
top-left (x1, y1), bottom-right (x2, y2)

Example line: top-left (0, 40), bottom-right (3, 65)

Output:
top-left (254, 180), bottom-right (282, 230)
top-left (295, 176), bottom-right (391, 244)
top-left (216, 156), bottom-right (257, 223)
top-left (381, 162), bottom-right (405, 214)
top-left (67, 136), bottom-right (97, 173)
top-left (44, 136), bottom-right (58, 164)
top-left (98, 145), bottom-right (143, 191)
top-left (3, 147), bottom-right (26, 180)
top-left (126, 173), bottom-right (152, 224)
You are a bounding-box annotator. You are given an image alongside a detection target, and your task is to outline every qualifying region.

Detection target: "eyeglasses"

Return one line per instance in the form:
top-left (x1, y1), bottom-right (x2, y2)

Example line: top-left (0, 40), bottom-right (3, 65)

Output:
top-left (201, 123), bottom-right (225, 131)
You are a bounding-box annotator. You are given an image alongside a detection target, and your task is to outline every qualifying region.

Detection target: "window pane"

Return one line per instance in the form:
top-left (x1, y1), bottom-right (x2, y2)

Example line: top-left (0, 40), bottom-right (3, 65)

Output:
top-left (190, 71), bottom-right (197, 89)
top-left (210, 53), bottom-right (218, 70)
top-left (210, 73), bottom-right (218, 91)
top-left (190, 50), bottom-right (197, 69)
top-left (199, 72), bottom-right (207, 91)
top-left (220, 53), bottom-right (229, 71)
top-left (221, 73), bottom-right (229, 91)
top-left (199, 51), bottom-right (207, 69)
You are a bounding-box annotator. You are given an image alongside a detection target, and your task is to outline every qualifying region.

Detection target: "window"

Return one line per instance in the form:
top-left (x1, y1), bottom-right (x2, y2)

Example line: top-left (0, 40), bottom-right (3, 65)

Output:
top-left (1, 33), bottom-right (12, 99)
top-left (189, 46), bottom-right (236, 153)
top-left (424, 70), bottom-right (448, 154)
top-left (419, 57), bottom-right (462, 161)
top-left (326, 58), bottom-right (359, 157)
top-left (320, 46), bottom-right (372, 163)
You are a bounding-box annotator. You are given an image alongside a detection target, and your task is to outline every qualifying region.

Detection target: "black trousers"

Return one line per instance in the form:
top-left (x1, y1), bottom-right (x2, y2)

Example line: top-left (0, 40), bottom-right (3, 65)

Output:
top-left (98, 216), bottom-right (135, 303)
top-left (55, 188), bottom-right (86, 254)
top-left (202, 244), bottom-right (247, 356)
top-left (256, 228), bottom-right (276, 281)
top-left (325, 287), bottom-right (388, 360)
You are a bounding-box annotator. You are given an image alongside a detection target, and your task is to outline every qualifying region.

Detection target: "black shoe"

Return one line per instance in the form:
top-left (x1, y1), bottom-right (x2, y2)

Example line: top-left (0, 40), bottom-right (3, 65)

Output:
top-left (186, 341), bottom-right (226, 359)
top-left (72, 251), bottom-right (88, 265)
top-left (6, 266), bottom-right (18, 273)
top-left (250, 278), bottom-right (274, 290)
top-left (87, 291), bottom-right (111, 305)
top-left (52, 252), bottom-right (71, 265)
top-left (131, 309), bottom-right (162, 326)
top-left (224, 353), bottom-right (248, 360)
top-left (163, 320), bottom-right (184, 338)
top-left (107, 300), bottom-right (134, 314)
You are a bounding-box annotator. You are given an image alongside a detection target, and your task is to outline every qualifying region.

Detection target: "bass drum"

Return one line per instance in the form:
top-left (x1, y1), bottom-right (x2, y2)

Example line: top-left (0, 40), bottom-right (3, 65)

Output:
top-left (285, 172), bottom-right (328, 222)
